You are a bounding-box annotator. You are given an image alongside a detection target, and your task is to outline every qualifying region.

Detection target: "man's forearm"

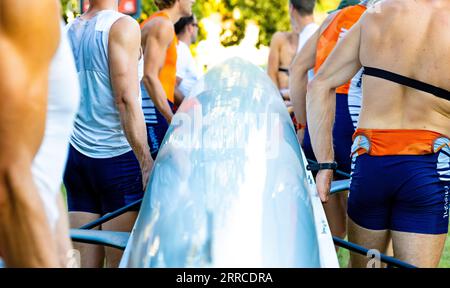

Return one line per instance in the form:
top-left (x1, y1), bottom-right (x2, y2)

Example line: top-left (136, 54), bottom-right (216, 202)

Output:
top-left (268, 71), bottom-right (279, 89)
top-left (143, 75), bottom-right (174, 123)
top-left (306, 79), bottom-right (336, 163)
top-left (0, 166), bottom-right (59, 267)
top-left (290, 66), bottom-right (309, 125)
top-left (174, 86), bottom-right (185, 107)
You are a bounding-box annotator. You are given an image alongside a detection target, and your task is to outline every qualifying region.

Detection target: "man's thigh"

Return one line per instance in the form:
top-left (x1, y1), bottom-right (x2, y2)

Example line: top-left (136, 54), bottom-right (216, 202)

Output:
top-left (392, 230), bottom-right (447, 268)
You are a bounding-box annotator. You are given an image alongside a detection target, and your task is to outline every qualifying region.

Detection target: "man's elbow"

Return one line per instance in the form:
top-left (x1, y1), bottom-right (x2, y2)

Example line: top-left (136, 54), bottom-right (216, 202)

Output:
top-left (114, 89), bottom-right (130, 108)
top-left (307, 78), bottom-right (327, 105)
top-left (307, 72), bottom-right (330, 93)
top-left (142, 73), bottom-right (157, 89)
top-left (289, 60), bottom-right (309, 79)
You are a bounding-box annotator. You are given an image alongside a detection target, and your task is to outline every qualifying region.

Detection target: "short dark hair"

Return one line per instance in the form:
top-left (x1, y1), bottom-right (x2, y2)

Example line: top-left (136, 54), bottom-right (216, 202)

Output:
top-left (290, 0), bottom-right (315, 15)
top-left (154, 0), bottom-right (177, 10)
top-left (175, 15), bottom-right (195, 35)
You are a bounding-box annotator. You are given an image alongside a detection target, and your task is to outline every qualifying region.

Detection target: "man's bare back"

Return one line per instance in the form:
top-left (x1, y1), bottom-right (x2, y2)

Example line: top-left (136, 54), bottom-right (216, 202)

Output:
top-left (270, 31), bottom-right (299, 90)
top-left (307, 0), bottom-right (450, 267)
top-left (358, 0), bottom-right (450, 135)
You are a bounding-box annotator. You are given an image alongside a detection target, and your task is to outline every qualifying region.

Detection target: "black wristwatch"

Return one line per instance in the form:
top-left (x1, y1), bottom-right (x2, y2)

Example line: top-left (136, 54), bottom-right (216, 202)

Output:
top-left (306, 162), bottom-right (338, 172)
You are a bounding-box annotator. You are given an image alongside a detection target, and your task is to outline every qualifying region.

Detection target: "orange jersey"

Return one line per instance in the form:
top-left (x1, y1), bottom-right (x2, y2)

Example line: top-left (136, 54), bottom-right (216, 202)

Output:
top-left (315, 5), bottom-right (366, 94)
top-left (142, 11), bottom-right (178, 103)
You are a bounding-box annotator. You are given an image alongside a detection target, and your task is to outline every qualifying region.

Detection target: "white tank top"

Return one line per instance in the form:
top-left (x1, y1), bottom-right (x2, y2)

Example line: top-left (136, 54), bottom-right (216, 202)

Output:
top-left (67, 10), bottom-right (135, 158)
top-left (31, 22), bottom-right (80, 231)
top-left (298, 23), bottom-right (319, 80)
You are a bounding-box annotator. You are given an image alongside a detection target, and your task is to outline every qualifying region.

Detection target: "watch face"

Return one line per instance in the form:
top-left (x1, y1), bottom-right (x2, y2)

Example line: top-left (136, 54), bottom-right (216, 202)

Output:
top-left (81, 0), bottom-right (140, 17)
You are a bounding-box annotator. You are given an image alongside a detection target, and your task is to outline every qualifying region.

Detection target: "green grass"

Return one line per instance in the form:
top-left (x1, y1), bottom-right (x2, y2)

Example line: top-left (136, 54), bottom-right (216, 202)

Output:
top-left (337, 228), bottom-right (450, 268)
top-left (338, 247), bottom-right (350, 268)
top-left (61, 185), bottom-right (68, 209)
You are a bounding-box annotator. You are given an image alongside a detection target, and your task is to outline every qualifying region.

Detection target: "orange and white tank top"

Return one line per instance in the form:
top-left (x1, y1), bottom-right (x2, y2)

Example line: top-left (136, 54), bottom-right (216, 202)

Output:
top-left (314, 5), bottom-right (366, 95)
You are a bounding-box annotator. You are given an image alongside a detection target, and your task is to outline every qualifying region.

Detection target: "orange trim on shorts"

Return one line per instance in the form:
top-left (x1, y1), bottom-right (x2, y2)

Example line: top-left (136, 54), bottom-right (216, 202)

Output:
top-left (352, 128), bottom-right (447, 156)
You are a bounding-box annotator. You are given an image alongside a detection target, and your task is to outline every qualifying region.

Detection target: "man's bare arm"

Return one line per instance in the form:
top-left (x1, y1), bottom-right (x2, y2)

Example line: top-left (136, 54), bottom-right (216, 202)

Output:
top-left (0, 0), bottom-right (60, 267)
top-left (306, 20), bottom-right (363, 202)
top-left (267, 32), bottom-right (283, 89)
top-left (142, 19), bottom-right (176, 123)
top-left (290, 13), bottom-right (337, 129)
top-left (290, 28), bottom-right (320, 128)
top-left (109, 17), bottom-right (152, 190)
top-left (174, 77), bottom-right (185, 106)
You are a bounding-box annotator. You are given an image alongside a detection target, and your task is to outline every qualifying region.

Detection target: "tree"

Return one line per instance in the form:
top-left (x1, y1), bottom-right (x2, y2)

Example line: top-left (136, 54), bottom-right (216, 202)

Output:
top-left (192, 0), bottom-right (340, 47)
top-left (138, 0), bottom-right (158, 22)
top-left (192, 0), bottom-right (290, 47)
top-left (60, 0), bottom-right (340, 46)
top-left (61, 0), bottom-right (80, 22)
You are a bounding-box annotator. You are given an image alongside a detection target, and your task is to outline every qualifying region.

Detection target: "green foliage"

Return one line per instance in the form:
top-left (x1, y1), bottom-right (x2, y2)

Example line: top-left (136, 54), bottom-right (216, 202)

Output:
top-left (60, 0), bottom-right (340, 46)
top-left (139, 0), bottom-right (158, 22)
top-left (192, 0), bottom-right (340, 47)
top-left (191, 0), bottom-right (290, 47)
top-left (61, 0), bottom-right (80, 22)
top-left (228, 0), bottom-right (291, 47)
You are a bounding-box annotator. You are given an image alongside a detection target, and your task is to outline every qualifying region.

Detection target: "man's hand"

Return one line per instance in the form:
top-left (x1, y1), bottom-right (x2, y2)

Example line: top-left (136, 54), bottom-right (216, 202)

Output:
top-left (315, 169), bottom-right (333, 203)
top-left (281, 90), bottom-right (290, 101)
top-left (296, 129), bottom-right (305, 146)
top-left (139, 151), bottom-right (153, 192)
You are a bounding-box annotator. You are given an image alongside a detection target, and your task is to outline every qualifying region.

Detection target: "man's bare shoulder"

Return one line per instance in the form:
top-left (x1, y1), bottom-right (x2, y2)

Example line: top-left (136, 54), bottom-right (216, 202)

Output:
top-left (270, 31), bottom-right (289, 48)
top-left (0, 0), bottom-right (59, 31)
top-left (272, 31), bottom-right (289, 40)
top-left (0, 0), bottom-right (59, 70)
top-left (142, 16), bottom-right (174, 35)
top-left (363, 0), bottom-right (407, 21)
top-left (318, 11), bottom-right (339, 34)
top-left (110, 15), bottom-right (140, 38)
top-left (142, 16), bottom-right (174, 46)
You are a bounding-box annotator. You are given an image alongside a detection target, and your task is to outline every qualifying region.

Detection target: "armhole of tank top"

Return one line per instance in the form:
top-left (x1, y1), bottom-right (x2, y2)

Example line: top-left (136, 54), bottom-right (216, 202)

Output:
top-left (95, 11), bottom-right (126, 33)
top-left (65, 18), bottom-right (75, 33)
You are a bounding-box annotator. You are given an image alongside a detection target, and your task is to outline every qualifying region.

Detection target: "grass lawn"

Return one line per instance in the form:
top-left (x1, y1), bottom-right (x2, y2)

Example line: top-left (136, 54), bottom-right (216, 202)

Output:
top-left (337, 228), bottom-right (450, 268)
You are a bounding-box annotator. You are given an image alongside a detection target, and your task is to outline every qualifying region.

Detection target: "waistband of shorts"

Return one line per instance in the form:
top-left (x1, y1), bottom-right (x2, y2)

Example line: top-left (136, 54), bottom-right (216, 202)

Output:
top-left (351, 128), bottom-right (450, 157)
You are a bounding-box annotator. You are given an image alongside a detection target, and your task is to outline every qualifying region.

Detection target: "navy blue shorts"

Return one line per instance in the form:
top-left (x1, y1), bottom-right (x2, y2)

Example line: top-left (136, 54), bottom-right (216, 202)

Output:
top-left (302, 93), bottom-right (355, 179)
top-left (63, 145), bottom-right (143, 215)
top-left (147, 120), bottom-right (169, 160)
top-left (145, 104), bottom-right (175, 160)
top-left (348, 137), bottom-right (450, 234)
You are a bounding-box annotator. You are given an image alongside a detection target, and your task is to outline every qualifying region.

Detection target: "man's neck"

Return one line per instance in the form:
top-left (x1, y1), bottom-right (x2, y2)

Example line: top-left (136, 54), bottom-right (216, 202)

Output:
top-left (297, 15), bottom-right (315, 32)
top-left (178, 33), bottom-right (191, 46)
top-left (86, 0), bottom-right (117, 16)
top-left (161, 7), bottom-right (183, 24)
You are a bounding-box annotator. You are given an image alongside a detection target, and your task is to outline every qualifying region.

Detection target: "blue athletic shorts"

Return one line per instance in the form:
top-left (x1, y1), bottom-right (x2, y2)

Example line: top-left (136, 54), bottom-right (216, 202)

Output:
top-left (147, 119), bottom-right (169, 160)
top-left (146, 101), bottom-right (176, 160)
top-left (348, 136), bottom-right (450, 234)
top-left (302, 93), bottom-right (355, 179)
top-left (64, 145), bottom-right (143, 215)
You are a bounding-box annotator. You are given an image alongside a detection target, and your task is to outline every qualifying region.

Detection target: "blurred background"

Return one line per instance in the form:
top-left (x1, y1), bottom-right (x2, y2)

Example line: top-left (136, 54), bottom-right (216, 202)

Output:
top-left (61, 0), bottom-right (340, 70)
